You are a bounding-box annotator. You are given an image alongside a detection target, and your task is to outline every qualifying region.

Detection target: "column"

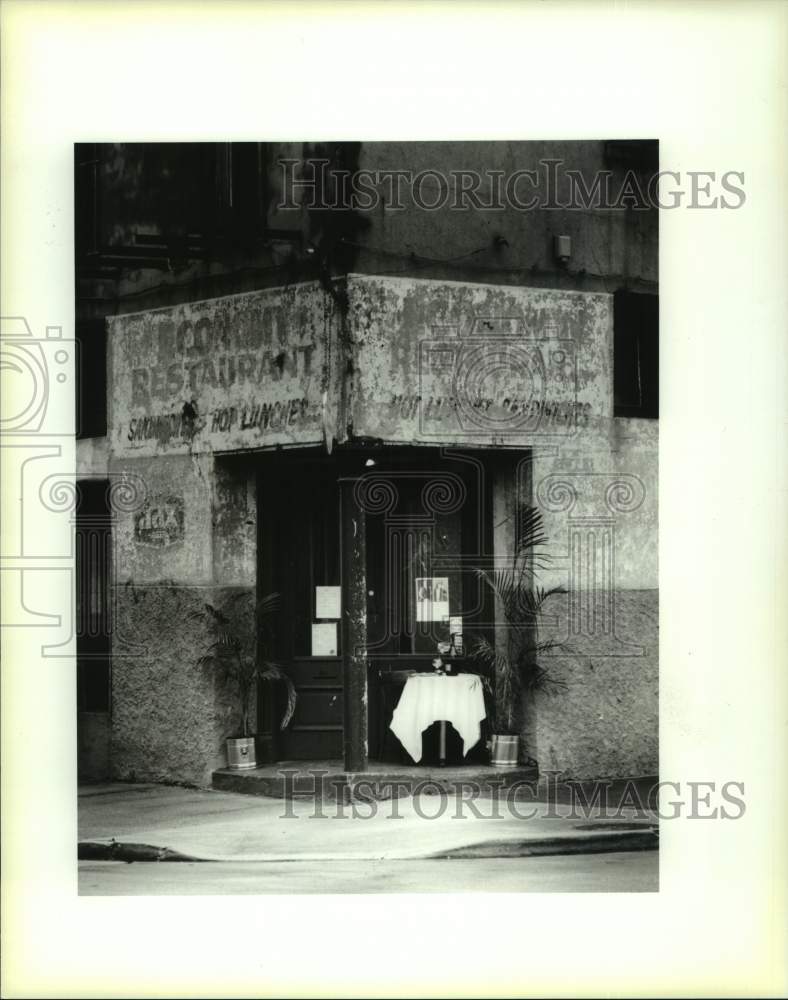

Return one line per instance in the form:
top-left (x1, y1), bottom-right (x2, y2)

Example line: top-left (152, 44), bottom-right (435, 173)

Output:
top-left (339, 475), bottom-right (368, 772)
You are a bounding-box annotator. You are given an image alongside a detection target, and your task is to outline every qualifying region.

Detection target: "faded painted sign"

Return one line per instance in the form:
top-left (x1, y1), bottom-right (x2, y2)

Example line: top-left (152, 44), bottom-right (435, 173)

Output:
top-left (108, 274), bottom-right (614, 456)
top-left (109, 281), bottom-right (337, 456)
top-left (134, 492), bottom-right (185, 547)
top-left (346, 274), bottom-right (611, 447)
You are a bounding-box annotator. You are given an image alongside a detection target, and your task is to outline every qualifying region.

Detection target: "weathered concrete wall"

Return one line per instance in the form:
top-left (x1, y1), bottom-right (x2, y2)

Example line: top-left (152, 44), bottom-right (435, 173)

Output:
top-left (111, 582), bottom-right (255, 786)
top-left (107, 452), bottom-right (258, 785)
top-left (110, 453), bottom-right (213, 585)
top-left (354, 140), bottom-right (657, 293)
top-left (524, 417), bottom-right (657, 775)
top-left (212, 458), bottom-right (257, 588)
top-left (533, 590), bottom-right (658, 779)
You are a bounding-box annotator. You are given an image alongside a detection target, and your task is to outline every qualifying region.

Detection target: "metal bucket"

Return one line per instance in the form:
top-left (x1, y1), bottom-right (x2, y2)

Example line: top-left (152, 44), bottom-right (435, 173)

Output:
top-left (226, 736), bottom-right (257, 770)
top-left (490, 734), bottom-right (519, 767)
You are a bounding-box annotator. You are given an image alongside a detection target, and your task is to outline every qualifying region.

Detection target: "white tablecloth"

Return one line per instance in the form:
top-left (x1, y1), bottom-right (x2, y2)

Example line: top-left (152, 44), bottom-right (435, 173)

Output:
top-left (389, 673), bottom-right (486, 763)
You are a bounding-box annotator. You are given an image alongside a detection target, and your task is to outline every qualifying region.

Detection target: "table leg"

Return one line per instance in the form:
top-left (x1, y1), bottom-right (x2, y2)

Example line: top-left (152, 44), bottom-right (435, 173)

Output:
top-left (439, 720), bottom-right (446, 767)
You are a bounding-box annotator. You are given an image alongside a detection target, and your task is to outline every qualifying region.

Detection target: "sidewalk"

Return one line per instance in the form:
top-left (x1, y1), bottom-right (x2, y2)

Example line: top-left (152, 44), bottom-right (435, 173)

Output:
top-left (78, 783), bottom-right (658, 862)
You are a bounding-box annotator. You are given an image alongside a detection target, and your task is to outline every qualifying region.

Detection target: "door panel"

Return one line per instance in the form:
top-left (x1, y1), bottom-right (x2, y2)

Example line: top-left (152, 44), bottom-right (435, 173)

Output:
top-left (363, 452), bottom-right (496, 764)
top-left (260, 457), bottom-right (343, 760)
top-left (290, 689), bottom-right (343, 727)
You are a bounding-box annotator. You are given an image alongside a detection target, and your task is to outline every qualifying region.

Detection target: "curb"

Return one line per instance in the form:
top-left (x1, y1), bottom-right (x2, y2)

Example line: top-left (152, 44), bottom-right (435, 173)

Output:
top-left (78, 827), bottom-right (657, 863)
top-left (428, 829), bottom-right (658, 859)
top-left (78, 841), bottom-right (204, 863)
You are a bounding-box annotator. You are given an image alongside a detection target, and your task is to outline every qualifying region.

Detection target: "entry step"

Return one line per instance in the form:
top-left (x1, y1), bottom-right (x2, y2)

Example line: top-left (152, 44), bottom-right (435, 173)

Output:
top-left (212, 759), bottom-right (539, 800)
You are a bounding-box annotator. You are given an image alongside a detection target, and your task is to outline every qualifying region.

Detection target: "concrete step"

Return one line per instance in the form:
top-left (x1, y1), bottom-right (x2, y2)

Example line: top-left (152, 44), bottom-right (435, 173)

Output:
top-left (212, 759), bottom-right (539, 800)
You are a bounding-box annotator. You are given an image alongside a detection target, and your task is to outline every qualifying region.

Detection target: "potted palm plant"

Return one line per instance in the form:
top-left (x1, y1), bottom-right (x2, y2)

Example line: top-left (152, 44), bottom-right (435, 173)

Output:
top-left (471, 505), bottom-right (567, 767)
top-left (190, 592), bottom-right (296, 770)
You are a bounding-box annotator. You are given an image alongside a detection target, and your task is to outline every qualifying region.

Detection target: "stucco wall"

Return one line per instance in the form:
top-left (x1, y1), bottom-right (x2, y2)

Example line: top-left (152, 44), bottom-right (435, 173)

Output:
top-left (533, 590), bottom-right (658, 779)
top-left (107, 451), bottom-right (257, 785)
top-left (111, 583), bottom-right (255, 786)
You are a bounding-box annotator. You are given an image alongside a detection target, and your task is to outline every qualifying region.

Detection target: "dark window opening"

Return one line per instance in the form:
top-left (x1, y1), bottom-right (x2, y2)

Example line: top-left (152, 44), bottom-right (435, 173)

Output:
top-left (74, 143), bottom-right (101, 260)
top-left (614, 289), bottom-right (659, 418)
top-left (75, 317), bottom-right (107, 439)
top-left (76, 480), bottom-right (111, 713)
top-left (604, 139), bottom-right (659, 173)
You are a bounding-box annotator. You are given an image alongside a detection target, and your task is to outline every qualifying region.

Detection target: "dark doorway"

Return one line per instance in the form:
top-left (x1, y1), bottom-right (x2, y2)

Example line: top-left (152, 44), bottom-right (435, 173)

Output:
top-left (256, 447), bottom-right (498, 764)
top-left (258, 453), bottom-right (343, 760)
top-left (362, 449), bottom-right (494, 764)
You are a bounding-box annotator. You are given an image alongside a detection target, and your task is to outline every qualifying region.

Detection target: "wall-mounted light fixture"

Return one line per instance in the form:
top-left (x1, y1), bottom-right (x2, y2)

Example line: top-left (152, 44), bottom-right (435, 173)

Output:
top-left (554, 234), bottom-right (572, 265)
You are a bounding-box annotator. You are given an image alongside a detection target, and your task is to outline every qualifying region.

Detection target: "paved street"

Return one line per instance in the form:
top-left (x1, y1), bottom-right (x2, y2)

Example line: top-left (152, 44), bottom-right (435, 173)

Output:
top-left (78, 783), bottom-right (658, 863)
top-left (79, 851), bottom-right (658, 894)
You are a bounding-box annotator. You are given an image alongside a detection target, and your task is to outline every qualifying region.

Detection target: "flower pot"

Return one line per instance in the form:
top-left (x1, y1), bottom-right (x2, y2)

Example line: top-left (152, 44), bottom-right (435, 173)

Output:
top-left (490, 734), bottom-right (519, 767)
top-left (225, 736), bottom-right (257, 770)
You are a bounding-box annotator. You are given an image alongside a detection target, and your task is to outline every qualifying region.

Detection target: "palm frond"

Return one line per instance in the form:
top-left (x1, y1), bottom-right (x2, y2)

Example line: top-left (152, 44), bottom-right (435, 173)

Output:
top-left (256, 592), bottom-right (281, 618)
top-left (476, 569), bottom-right (565, 626)
top-left (469, 635), bottom-right (509, 675)
top-left (469, 505), bottom-right (571, 730)
top-left (521, 662), bottom-right (568, 695)
top-left (475, 568), bottom-right (524, 619)
top-left (515, 504), bottom-right (549, 553)
top-left (514, 585), bottom-right (567, 618)
top-left (258, 662), bottom-right (297, 729)
top-left (531, 637), bottom-right (563, 657)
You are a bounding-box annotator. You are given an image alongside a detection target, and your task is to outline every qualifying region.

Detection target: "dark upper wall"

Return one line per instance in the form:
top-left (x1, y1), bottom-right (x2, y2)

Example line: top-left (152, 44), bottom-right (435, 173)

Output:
top-left (351, 140), bottom-right (657, 292)
top-left (76, 140), bottom-right (658, 318)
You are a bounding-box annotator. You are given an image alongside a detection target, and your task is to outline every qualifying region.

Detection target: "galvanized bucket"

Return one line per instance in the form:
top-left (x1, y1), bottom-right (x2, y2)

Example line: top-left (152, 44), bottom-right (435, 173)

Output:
top-left (490, 734), bottom-right (519, 767)
top-left (226, 736), bottom-right (257, 770)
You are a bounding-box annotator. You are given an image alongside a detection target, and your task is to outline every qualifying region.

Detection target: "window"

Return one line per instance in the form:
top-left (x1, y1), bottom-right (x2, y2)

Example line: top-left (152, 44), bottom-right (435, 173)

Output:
top-left (75, 317), bottom-right (107, 439)
top-left (76, 480), bottom-right (111, 712)
top-left (603, 139), bottom-right (659, 172)
top-left (614, 290), bottom-right (659, 418)
top-left (74, 143), bottom-right (101, 260)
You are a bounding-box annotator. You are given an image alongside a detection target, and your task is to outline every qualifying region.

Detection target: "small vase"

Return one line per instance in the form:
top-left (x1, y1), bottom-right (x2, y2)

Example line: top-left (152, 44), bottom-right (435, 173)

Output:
top-left (490, 734), bottom-right (519, 767)
top-left (226, 736), bottom-right (257, 770)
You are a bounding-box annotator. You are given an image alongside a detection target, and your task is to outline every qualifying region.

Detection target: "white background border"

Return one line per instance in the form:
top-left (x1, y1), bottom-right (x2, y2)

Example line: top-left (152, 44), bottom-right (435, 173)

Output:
top-left (2, 1), bottom-right (786, 996)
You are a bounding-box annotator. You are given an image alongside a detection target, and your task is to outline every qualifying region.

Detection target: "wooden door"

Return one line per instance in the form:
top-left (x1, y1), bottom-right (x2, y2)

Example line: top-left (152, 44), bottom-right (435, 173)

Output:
top-left (259, 457), bottom-right (343, 760)
top-left (363, 450), bottom-right (495, 763)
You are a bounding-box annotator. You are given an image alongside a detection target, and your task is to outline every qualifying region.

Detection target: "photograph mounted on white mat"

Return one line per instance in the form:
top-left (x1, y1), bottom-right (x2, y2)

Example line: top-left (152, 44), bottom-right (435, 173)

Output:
top-left (72, 138), bottom-right (659, 896)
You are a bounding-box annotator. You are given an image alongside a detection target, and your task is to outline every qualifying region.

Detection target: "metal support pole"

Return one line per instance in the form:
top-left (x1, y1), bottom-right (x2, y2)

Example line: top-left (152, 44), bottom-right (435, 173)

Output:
top-left (339, 476), bottom-right (368, 772)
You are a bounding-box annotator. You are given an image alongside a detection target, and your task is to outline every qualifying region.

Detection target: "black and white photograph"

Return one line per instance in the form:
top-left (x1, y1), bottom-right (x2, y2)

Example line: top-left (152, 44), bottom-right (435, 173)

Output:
top-left (1, 2), bottom-right (786, 998)
top-left (71, 138), bottom-right (661, 893)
